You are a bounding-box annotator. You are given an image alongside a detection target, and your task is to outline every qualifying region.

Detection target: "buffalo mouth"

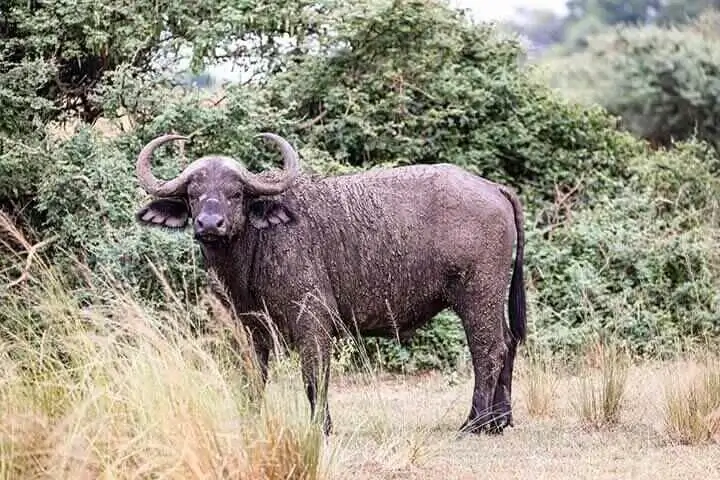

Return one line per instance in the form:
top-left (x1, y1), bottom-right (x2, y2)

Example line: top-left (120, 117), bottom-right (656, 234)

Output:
top-left (194, 232), bottom-right (228, 245)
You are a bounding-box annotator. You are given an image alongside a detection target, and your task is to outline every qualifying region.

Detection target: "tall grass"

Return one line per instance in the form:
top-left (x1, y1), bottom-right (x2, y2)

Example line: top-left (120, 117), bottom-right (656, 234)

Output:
top-left (663, 354), bottom-right (720, 445)
top-left (520, 347), bottom-right (559, 418)
top-left (0, 213), bottom-right (328, 479)
top-left (572, 339), bottom-right (629, 429)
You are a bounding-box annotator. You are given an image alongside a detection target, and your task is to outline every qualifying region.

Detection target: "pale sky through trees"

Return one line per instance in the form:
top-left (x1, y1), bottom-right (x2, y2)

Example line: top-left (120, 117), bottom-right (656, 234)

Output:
top-left (454, 0), bottom-right (567, 21)
top-left (204, 0), bottom-right (570, 81)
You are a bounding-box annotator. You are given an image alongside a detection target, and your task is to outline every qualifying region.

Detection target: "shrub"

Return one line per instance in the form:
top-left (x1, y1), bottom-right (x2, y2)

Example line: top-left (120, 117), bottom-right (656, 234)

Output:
top-left (0, 0), bottom-right (338, 227)
top-left (541, 11), bottom-right (720, 149)
top-left (26, 127), bottom-right (200, 303)
top-left (350, 311), bottom-right (469, 374)
top-left (265, 0), bottom-right (642, 209)
top-left (527, 139), bottom-right (720, 357)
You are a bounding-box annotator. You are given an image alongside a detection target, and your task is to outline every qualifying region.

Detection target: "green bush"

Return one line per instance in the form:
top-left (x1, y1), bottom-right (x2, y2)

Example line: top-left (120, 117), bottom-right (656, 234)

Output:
top-left (540, 11), bottom-right (720, 149)
top-left (351, 311), bottom-right (469, 373)
top-left (527, 139), bottom-right (720, 357)
top-left (25, 127), bottom-right (197, 301)
top-left (0, 136), bottom-right (48, 214)
top-left (265, 0), bottom-right (642, 209)
top-left (3, 0), bottom-right (719, 373)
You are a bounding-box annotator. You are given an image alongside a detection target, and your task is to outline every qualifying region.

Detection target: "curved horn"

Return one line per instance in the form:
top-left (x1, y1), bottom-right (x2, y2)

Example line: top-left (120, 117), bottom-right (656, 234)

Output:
top-left (136, 132), bottom-right (301, 198)
top-left (240, 132), bottom-right (301, 195)
top-left (136, 133), bottom-right (193, 197)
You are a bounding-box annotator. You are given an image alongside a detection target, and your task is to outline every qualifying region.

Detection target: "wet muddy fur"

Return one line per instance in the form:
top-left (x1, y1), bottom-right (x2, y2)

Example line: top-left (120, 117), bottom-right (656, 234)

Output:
top-left (135, 133), bottom-right (527, 436)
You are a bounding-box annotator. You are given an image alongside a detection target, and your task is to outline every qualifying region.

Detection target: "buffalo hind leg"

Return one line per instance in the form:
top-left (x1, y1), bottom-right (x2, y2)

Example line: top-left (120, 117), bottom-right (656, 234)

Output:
top-left (298, 332), bottom-right (333, 435)
top-left (455, 285), bottom-right (508, 435)
top-left (491, 322), bottom-right (517, 429)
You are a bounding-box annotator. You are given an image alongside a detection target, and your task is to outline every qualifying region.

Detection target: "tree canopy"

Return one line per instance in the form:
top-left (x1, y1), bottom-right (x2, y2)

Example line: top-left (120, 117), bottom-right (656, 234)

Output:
top-left (507, 0), bottom-right (720, 52)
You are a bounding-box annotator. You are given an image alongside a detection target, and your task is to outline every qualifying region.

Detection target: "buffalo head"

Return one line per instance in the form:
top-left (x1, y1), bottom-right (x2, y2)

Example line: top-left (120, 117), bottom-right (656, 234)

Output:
top-left (134, 133), bottom-right (300, 244)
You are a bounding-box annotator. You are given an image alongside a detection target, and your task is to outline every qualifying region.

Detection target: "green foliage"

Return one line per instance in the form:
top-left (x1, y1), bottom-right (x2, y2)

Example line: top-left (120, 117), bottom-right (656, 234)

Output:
top-left (265, 0), bottom-right (640, 208)
top-left (2, 0), bottom-right (719, 373)
top-left (527, 139), bottom-right (720, 357)
top-left (507, 0), bottom-right (720, 55)
top-left (566, 0), bottom-right (662, 26)
top-left (0, 58), bottom-right (55, 135)
top-left (0, 0), bottom-right (337, 218)
top-left (25, 127), bottom-right (198, 302)
top-left (0, 0), bottom-right (334, 125)
top-left (343, 311), bottom-right (468, 373)
top-left (35, 129), bottom-right (137, 251)
top-left (656, 0), bottom-right (720, 25)
top-left (541, 12), bottom-right (720, 149)
top-left (0, 136), bottom-right (48, 208)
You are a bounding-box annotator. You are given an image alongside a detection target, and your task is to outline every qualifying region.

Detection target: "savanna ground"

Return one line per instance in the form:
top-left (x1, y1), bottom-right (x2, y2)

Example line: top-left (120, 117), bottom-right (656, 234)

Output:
top-left (1, 215), bottom-right (719, 479)
top-left (328, 358), bottom-right (720, 479)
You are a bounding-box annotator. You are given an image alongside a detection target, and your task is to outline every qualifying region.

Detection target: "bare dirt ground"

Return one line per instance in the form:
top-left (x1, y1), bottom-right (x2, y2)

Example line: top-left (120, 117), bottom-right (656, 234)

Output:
top-left (321, 361), bottom-right (720, 479)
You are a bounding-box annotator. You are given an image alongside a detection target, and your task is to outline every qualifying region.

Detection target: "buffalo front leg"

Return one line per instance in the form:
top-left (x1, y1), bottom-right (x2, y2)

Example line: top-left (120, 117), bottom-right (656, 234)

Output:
top-left (249, 328), bottom-right (271, 397)
top-left (229, 325), bottom-right (270, 410)
top-left (455, 285), bottom-right (509, 435)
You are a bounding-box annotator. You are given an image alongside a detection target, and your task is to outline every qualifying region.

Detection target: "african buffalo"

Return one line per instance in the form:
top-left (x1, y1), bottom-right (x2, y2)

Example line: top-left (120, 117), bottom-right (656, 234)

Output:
top-left (134, 132), bottom-right (526, 435)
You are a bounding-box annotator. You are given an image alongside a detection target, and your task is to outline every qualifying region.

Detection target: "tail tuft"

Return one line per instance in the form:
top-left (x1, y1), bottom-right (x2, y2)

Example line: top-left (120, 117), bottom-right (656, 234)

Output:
top-left (499, 186), bottom-right (526, 344)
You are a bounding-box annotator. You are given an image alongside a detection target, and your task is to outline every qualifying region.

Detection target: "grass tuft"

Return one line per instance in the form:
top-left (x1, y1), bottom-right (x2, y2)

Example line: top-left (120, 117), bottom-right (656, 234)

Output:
top-left (573, 339), bottom-right (629, 429)
top-left (520, 347), bottom-right (560, 418)
top-left (663, 354), bottom-right (720, 445)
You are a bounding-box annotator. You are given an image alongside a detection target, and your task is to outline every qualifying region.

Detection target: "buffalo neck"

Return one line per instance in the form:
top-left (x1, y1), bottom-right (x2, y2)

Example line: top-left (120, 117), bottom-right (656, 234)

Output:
top-left (199, 228), bottom-right (261, 310)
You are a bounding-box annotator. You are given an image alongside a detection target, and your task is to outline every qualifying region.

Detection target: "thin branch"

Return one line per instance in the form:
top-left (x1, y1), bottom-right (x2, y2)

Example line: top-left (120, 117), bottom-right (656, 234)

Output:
top-left (6, 235), bottom-right (58, 288)
top-left (295, 109), bottom-right (328, 130)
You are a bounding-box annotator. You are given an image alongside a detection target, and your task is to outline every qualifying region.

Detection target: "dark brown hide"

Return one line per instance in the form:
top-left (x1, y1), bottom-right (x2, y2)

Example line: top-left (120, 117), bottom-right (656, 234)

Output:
top-left (135, 134), bottom-right (527, 436)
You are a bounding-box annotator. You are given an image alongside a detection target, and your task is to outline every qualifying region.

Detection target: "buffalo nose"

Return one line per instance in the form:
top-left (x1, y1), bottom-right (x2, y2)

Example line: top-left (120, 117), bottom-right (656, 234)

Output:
top-left (195, 213), bottom-right (226, 234)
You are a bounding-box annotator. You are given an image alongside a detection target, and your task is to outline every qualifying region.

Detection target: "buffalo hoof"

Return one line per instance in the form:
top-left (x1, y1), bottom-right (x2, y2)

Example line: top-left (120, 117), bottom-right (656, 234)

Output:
top-left (319, 413), bottom-right (333, 436)
top-left (459, 415), bottom-right (511, 435)
top-left (323, 420), bottom-right (333, 436)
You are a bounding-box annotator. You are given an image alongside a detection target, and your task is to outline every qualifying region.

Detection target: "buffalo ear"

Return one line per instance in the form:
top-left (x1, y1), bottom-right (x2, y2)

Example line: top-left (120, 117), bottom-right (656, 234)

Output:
top-left (247, 199), bottom-right (296, 230)
top-left (135, 198), bottom-right (190, 229)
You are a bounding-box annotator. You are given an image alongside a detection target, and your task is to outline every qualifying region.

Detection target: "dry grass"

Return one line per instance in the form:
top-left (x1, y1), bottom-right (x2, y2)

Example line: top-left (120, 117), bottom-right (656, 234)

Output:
top-left (0, 282), bottom-right (327, 479)
top-left (662, 354), bottom-right (720, 445)
top-left (520, 347), bottom-right (560, 418)
top-left (1, 213), bottom-right (719, 479)
top-left (572, 340), bottom-right (630, 430)
top-left (0, 213), bottom-right (325, 479)
top-left (327, 355), bottom-right (719, 479)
